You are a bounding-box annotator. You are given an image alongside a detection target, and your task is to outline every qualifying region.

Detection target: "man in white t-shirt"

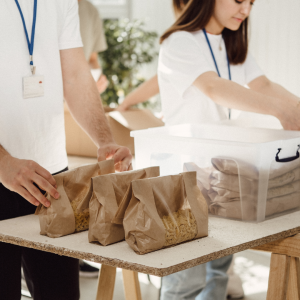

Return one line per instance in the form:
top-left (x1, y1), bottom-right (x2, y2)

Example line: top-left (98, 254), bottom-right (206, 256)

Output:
top-left (0, 1), bottom-right (132, 299)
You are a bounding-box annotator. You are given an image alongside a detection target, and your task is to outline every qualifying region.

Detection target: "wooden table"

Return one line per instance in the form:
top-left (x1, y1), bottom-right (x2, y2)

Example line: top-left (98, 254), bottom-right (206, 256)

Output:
top-left (253, 234), bottom-right (300, 300)
top-left (1, 212), bottom-right (300, 300)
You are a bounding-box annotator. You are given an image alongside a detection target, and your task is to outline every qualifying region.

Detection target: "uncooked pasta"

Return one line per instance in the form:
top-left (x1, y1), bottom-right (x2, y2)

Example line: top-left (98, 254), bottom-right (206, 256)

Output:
top-left (161, 209), bottom-right (197, 247)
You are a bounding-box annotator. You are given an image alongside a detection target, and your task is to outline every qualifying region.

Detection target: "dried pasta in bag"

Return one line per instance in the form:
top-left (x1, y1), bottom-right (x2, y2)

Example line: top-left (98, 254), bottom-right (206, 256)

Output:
top-left (35, 160), bottom-right (115, 238)
top-left (162, 209), bottom-right (197, 247)
top-left (70, 200), bottom-right (90, 232)
top-left (113, 171), bottom-right (208, 254)
top-left (76, 167), bottom-right (160, 246)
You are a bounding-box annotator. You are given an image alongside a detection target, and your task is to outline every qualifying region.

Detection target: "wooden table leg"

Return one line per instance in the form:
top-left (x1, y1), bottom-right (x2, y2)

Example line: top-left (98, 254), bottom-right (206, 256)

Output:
top-left (122, 269), bottom-right (142, 300)
top-left (267, 253), bottom-right (291, 300)
top-left (96, 265), bottom-right (117, 300)
top-left (287, 257), bottom-right (300, 300)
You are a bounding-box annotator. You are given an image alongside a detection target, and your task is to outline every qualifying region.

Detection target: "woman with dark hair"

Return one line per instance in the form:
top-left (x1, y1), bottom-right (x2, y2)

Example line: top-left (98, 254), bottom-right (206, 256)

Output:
top-left (158, 0), bottom-right (300, 300)
top-left (159, 0), bottom-right (300, 129)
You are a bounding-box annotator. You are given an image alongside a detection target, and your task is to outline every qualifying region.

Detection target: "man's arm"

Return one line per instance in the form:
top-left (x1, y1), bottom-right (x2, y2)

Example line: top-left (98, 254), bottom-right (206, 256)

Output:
top-left (0, 145), bottom-right (59, 207)
top-left (60, 47), bottom-right (132, 171)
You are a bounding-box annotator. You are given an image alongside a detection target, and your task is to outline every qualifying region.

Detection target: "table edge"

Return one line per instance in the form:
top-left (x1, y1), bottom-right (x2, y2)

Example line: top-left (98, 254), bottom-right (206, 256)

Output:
top-left (1, 226), bottom-right (299, 277)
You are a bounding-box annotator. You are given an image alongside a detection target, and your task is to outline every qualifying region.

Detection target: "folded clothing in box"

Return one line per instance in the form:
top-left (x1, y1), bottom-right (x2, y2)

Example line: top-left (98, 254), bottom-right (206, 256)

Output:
top-left (184, 158), bottom-right (300, 221)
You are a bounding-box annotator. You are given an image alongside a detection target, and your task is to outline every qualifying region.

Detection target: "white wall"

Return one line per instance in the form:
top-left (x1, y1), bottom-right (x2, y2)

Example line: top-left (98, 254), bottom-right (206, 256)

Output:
top-left (131, 0), bottom-right (175, 36)
top-left (89, 0), bottom-right (130, 19)
top-left (249, 0), bottom-right (300, 96)
top-left (130, 0), bottom-right (175, 79)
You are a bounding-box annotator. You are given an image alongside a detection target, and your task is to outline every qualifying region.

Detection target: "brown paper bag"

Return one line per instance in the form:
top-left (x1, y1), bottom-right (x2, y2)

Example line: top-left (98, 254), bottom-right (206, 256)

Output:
top-left (77, 167), bottom-right (160, 246)
top-left (114, 171), bottom-right (208, 254)
top-left (35, 160), bottom-right (115, 238)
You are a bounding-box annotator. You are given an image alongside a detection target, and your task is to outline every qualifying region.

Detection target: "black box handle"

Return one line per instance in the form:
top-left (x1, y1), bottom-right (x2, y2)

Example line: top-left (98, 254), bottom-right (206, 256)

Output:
top-left (276, 145), bottom-right (300, 163)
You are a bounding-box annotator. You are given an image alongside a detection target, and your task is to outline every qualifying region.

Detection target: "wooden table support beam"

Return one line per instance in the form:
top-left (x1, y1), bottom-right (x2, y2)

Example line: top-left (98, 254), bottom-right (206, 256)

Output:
top-left (266, 254), bottom-right (290, 300)
top-left (122, 270), bottom-right (142, 300)
top-left (253, 233), bottom-right (300, 300)
top-left (287, 257), bottom-right (300, 300)
top-left (96, 265), bottom-right (117, 300)
top-left (253, 234), bottom-right (300, 258)
top-left (95, 266), bottom-right (142, 300)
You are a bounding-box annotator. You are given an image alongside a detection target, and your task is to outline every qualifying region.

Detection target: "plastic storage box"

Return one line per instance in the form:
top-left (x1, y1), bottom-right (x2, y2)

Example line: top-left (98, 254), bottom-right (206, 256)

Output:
top-left (131, 124), bottom-right (300, 222)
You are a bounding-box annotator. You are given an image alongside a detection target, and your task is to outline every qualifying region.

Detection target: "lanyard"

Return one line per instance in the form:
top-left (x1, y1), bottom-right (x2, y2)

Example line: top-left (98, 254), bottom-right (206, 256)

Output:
top-left (15, 0), bottom-right (37, 75)
top-left (203, 28), bottom-right (232, 119)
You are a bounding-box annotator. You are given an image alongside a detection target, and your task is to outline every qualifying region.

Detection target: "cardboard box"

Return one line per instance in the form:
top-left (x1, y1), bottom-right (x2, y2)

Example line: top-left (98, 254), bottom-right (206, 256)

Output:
top-left (64, 103), bottom-right (164, 157)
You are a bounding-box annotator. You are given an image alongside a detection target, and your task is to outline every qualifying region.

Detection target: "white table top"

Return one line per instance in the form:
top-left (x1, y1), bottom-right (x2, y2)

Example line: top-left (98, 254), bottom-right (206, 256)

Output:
top-left (0, 213), bottom-right (300, 276)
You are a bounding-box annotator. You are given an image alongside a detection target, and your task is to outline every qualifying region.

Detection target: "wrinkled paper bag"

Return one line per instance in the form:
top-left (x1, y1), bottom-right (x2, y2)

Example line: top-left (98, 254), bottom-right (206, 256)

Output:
top-left (35, 160), bottom-right (115, 238)
top-left (77, 167), bottom-right (160, 245)
top-left (113, 171), bottom-right (208, 254)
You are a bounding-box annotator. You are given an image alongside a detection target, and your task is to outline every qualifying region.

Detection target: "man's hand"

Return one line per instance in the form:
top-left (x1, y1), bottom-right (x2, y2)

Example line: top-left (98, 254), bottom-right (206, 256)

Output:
top-left (97, 144), bottom-right (132, 172)
top-left (0, 155), bottom-right (59, 207)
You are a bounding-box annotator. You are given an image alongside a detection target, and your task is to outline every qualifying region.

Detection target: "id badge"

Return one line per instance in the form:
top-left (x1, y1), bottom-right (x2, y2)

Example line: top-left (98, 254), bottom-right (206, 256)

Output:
top-left (23, 75), bottom-right (44, 99)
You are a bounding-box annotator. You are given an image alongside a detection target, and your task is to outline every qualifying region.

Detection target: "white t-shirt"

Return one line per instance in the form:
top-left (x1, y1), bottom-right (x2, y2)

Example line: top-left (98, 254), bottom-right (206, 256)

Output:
top-left (0, 0), bottom-right (83, 174)
top-left (158, 30), bottom-right (264, 126)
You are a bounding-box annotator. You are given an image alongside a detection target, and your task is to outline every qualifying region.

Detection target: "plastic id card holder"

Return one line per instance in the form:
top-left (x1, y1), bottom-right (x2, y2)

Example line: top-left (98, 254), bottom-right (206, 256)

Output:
top-left (23, 75), bottom-right (44, 99)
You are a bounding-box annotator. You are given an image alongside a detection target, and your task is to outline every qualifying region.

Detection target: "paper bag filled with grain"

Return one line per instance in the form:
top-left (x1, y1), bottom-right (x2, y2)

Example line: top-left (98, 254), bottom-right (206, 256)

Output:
top-left (114, 171), bottom-right (208, 254)
top-left (77, 167), bottom-right (160, 246)
top-left (35, 160), bottom-right (115, 238)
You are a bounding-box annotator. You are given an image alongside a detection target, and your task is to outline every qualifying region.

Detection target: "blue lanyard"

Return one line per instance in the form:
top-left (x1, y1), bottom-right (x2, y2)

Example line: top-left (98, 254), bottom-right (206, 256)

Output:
top-left (15, 0), bottom-right (37, 74)
top-left (203, 28), bottom-right (232, 118)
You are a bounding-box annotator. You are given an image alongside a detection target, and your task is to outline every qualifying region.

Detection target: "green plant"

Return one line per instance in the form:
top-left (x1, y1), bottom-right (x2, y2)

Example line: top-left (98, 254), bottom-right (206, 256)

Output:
top-left (99, 18), bottom-right (158, 107)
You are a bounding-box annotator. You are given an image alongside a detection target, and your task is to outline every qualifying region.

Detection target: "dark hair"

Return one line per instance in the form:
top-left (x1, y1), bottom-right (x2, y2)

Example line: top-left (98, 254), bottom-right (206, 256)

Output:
top-left (172, 0), bottom-right (190, 15)
top-left (162, 0), bottom-right (248, 64)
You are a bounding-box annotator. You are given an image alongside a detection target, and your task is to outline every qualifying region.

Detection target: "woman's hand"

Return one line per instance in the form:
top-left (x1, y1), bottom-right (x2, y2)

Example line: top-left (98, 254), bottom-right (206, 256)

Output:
top-left (248, 76), bottom-right (300, 131)
top-left (277, 102), bottom-right (300, 131)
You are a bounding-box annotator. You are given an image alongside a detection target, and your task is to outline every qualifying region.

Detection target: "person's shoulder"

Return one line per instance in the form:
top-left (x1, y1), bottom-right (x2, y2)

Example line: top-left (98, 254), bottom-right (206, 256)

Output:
top-left (169, 30), bottom-right (198, 41)
top-left (162, 30), bottom-right (202, 49)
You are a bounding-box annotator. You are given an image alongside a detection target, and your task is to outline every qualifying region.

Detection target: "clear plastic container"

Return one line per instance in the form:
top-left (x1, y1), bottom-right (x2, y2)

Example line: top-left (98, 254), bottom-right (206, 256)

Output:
top-left (131, 124), bottom-right (300, 222)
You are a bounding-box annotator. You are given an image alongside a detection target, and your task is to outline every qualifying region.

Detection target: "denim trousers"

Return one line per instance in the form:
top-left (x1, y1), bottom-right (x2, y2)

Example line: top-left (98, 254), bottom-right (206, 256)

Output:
top-left (161, 255), bottom-right (233, 300)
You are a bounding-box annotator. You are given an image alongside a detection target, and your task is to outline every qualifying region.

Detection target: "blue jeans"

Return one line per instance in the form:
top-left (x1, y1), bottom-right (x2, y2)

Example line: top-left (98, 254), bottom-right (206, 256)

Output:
top-left (161, 255), bottom-right (233, 300)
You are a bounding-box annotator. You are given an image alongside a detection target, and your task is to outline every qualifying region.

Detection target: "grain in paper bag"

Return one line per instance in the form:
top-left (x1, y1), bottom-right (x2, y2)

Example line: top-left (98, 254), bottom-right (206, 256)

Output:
top-left (114, 171), bottom-right (208, 254)
top-left (35, 160), bottom-right (115, 238)
top-left (77, 167), bottom-right (160, 246)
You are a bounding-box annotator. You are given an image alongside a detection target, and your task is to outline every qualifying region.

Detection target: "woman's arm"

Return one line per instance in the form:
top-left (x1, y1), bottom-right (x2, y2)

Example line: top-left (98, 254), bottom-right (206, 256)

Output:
top-left (117, 75), bottom-right (159, 111)
top-left (193, 72), bottom-right (300, 130)
top-left (248, 75), bottom-right (300, 106)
